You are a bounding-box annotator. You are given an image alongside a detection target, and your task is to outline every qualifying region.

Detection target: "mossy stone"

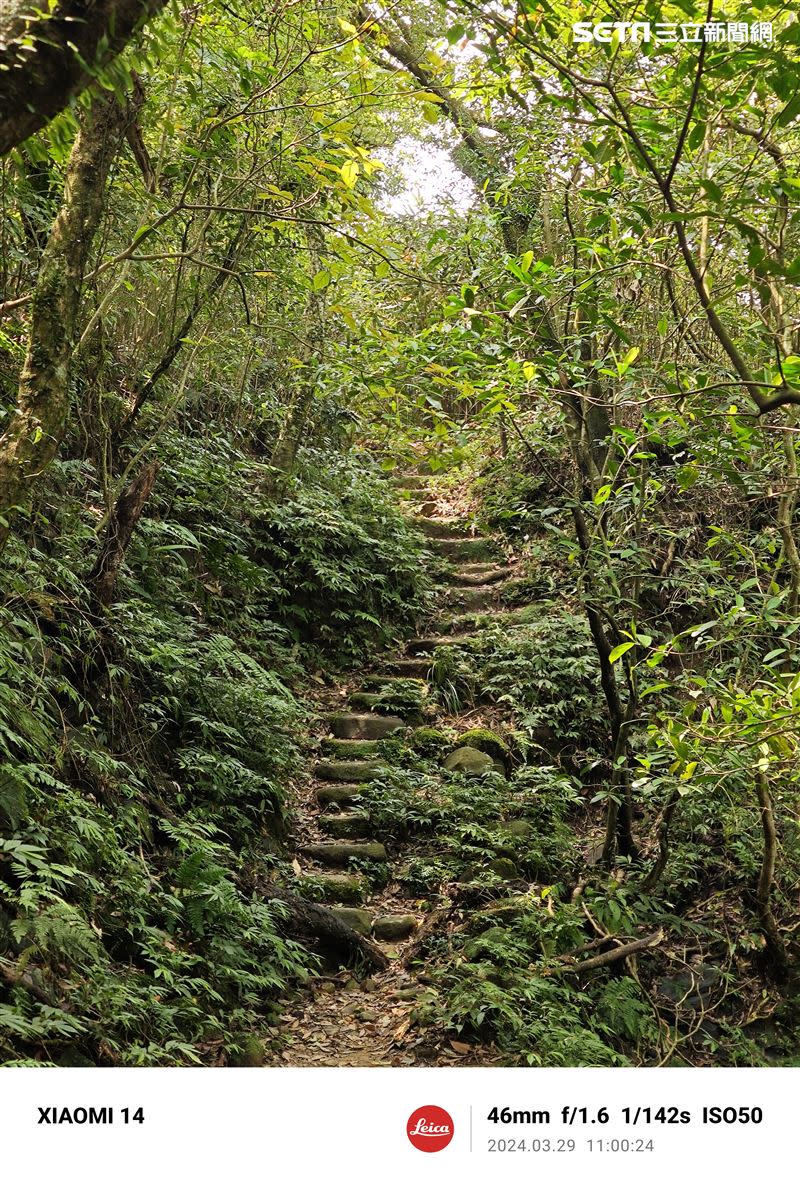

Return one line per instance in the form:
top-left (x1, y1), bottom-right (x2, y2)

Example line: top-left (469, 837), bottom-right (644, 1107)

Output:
top-left (488, 857), bottom-right (519, 880)
top-left (453, 728), bottom-right (510, 765)
top-left (411, 726), bottom-right (451, 756)
top-left (329, 907), bottom-right (373, 935)
top-left (230, 1035), bottom-right (266, 1067)
top-left (321, 738), bottom-right (382, 759)
top-left (372, 914), bottom-right (418, 940)
top-left (503, 819), bottom-right (534, 839)
top-left (300, 872), bottom-right (366, 904)
top-left (443, 745), bottom-right (504, 776)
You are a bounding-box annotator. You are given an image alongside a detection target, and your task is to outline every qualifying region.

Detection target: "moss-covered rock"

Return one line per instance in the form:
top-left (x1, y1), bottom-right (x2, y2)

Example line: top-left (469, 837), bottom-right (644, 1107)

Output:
top-left (329, 907), bottom-right (373, 935)
top-left (487, 857), bottom-right (519, 880)
top-left (443, 745), bottom-right (504, 776)
top-left (299, 872), bottom-right (366, 904)
top-left (453, 728), bottom-right (510, 766)
top-left (321, 738), bottom-right (382, 759)
top-left (411, 726), bottom-right (451, 756)
top-left (229, 1034), bottom-right (267, 1067)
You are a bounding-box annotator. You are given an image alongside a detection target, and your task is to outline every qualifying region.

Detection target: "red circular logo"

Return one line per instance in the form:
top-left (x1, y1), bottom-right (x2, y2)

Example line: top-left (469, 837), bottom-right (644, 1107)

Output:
top-left (406, 1105), bottom-right (454, 1152)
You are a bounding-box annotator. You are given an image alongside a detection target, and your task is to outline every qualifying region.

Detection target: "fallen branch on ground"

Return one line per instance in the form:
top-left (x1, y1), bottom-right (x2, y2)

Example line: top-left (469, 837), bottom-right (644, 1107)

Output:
top-left (545, 930), bottom-right (664, 976)
top-left (259, 883), bottom-right (390, 972)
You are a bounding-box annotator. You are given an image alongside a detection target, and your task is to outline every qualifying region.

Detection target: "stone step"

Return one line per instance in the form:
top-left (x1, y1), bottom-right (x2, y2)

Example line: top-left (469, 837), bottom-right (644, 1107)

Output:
top-left (329, 712), bottom-right (404, 740)
top-left (406, 635), bottom-right (472, 655)
top-left (411, 516), bottom-right (471, 540)
top-left (435, 608), bottom-right (519, 633)
top-left (433, 537), bottom-right (498, 562)
top-left (315, 783), bottom-right (364, 806)
top-left (348, 679), bottom-right (427, 710)
top-left (347, 691), bottom-right (381, 711)
top-left (301, 841), bottom-right (387, 866)
top-left (385, 657), bottom-right (433, 679)
top-left (361, 675), bottom-right (427, 692)
top-left (328, 906), bottom-right (373, 934)
top-left (372, 914), bottom-right (418, 941)
top-left (313, 759), bottom-right (383, 783)
top-left (444, 584), bottom-right (503, 611)
top-left (300, 872), bottom-right (367, 904)
top-left (450, 564), bottom-right (512, 586)
top-left (321, 737), bottom-right (382, 759)
top-left (319, 810), bottom-right (372, 838)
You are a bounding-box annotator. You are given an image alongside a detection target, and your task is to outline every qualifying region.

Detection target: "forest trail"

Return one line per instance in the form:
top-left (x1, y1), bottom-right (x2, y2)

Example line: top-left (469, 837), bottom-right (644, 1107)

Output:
top-left (270, 470), bottom-right (514, 1067)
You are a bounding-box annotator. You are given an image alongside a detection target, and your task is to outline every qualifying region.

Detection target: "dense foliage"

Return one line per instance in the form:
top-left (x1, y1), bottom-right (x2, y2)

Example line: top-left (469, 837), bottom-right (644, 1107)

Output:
top-left (0, 0), bottom-right (798, 1065)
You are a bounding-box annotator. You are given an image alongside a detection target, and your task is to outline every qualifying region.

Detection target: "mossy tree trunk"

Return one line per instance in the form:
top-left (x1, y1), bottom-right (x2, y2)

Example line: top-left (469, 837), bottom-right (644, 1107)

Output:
top-left (0, 0), bottom-right (167, 156)
top-left (0, 91), bottom-right (129, 552)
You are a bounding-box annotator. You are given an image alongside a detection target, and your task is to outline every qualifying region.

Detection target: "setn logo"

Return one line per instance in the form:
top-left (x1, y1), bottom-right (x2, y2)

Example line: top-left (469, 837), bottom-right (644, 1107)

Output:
top-left (406, 1105), bottom-right (455, 1152)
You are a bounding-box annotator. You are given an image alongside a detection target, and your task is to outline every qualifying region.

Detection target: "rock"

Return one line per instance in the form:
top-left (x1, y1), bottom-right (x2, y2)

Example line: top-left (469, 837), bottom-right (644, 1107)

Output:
top-left (411, 516), bottom-right (469, 539)
top-left (453, 728), bottom-right (510, 765)
top-left (657, 965), bottom-right (723, 1013)
top-left (362, 674), bottom-right (427, 693)
top-left (356, 1007), bottom-right (378, 1022)
top-left (301, 841), bottom-right (387, 865)
top-left (447, 584), bottom-right (502, 611)
top-left (410, 726), bottom-right (451, 755)
top-left (392, 988), bottom-right (421, 1001)
top-left (503, 819), bottom-right (534, 838)
top-left (315, 783), bottom-right (363, 806)
top-left (229, 1035), bottom-right (266, 1067)
top-left (392, 474), bottom-right (428, 491)
top-left (56, 1047), bottom-right (96, 1067)
top-left (434, 536), bottom-right (498, 563)
top-left (443, 746), bottom-right (504, 776)
top-left (488, 857), bottom-right (519, 880)
top-left (348, 691), bottom-right (381, 710)
top-left (464, 927), bottom-right (511, 961)
top-left (328, 907), bottom-right (373, 935)
top-left (386, 657), bottom-right (432, 678)
top-left (318, 811), bottom-right (371, 838)
top-left (329, 712), bottom-right (405, 740)
top-left (313, 760), bottom-right (383, 783)
top-left (372, 914), bottom-right (418, 940)
top-left (300, 872), bottom-right (366, 904)
top-left (321, 738), bottom-right (382, 759)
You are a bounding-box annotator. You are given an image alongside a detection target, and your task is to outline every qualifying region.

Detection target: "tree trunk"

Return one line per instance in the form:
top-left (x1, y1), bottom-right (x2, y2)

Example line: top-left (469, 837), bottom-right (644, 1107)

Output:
top-left (0, 0), bottom-right (168, 156)
top-left (755, 770), bottom-right (788, 977)
top-left (0, 91), bottom-right (128, 552)
top-left (87, 459), bottom-right (160, 610)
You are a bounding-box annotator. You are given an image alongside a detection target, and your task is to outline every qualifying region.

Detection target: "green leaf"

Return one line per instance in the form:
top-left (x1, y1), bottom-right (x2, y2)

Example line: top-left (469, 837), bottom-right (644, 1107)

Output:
top-left (608, 641), bottom-right (635, 664)
top-left (594, 484), bottom-right (612, 505)
top-left (617, 346), bottom-right (640, 377)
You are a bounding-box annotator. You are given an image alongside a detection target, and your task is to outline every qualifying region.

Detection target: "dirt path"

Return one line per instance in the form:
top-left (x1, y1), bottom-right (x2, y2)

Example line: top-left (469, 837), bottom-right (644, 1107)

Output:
top-left (269, 470), bottom-right (513, 1068)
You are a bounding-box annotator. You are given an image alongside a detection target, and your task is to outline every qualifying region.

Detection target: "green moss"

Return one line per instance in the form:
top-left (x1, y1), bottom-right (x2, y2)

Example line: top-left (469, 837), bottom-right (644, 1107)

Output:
top-left (453, 728), bottom-right (510, 765)
top-left (410, 726), bottom-right (451, 756)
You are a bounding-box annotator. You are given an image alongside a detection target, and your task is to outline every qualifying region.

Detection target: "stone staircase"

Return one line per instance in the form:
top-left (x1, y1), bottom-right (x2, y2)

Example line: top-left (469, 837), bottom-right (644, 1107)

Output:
top-left (295, 468), bottom-right (513, 955)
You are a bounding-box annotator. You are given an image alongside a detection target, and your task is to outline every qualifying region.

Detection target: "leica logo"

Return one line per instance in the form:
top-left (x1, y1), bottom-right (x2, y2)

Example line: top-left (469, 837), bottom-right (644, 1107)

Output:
top-left (406, 1105), bottom-right (454, 1152)
top-left (410, 1119), bottom-right (451, 1136)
